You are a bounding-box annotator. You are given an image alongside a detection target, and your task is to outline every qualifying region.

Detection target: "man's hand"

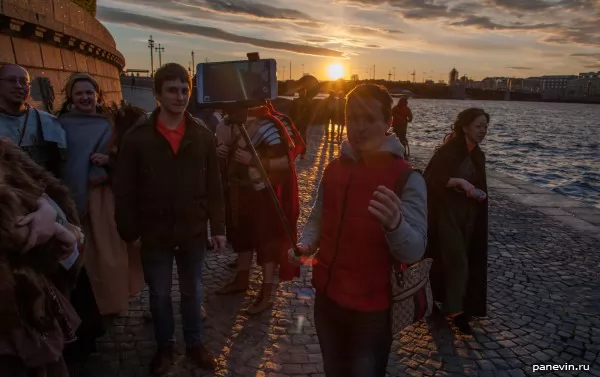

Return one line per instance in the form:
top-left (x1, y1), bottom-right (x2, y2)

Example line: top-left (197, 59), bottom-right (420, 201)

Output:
top-left (131, 238), bottom-right (142, 248)
top-left (217, 144), bottom-right (229, 158)
top-left (17, 196), bottom-right (58, 252)
top-left (210, 235), bottom-right (228, 251)
top-left (467, 188), bottom-right (487, 202)
top-left (287, 243), bottom-right (314, 266)
top-left (248, 166), bottom-right (261, 181)
top-left (368, 186), bottom-right (402, 231)
top-left (52, 223), bottom-right (77, 260)
top-left (458, 179), bottom-right (476, 196)
top-left (235, 149), bottom-right (253, 165)
top-left (90, 153), bottom-right (110, 166)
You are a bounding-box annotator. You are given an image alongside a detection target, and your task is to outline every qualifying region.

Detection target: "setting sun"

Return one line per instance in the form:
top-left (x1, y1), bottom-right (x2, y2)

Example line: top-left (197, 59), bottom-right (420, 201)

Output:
top-left (327, 63), bottom-right (345, 80)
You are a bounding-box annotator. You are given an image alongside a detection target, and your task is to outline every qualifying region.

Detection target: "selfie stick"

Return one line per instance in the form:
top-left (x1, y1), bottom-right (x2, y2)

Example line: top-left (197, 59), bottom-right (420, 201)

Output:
top-left (228, 108), bottom-right (301, 257)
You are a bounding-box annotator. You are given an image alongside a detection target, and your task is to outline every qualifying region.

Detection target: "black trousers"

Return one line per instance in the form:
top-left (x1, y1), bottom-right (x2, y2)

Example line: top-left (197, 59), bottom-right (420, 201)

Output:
top-left (314, 292), bottom-right (392, 377)
top-left (63, 268), bottom-right (105, 364)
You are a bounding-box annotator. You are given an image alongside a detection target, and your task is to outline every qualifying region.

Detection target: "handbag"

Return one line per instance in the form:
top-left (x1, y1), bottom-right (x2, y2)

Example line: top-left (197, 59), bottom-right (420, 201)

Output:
top-left (390, 259), bottom-right (434, 332)
top-left (390, 167), bottom-right (433, 332)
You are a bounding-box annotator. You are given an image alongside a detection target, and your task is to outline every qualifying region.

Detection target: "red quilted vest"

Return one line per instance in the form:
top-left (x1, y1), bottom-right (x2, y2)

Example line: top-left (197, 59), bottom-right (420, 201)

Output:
top-left (312, 153), bottom-right (412, 311)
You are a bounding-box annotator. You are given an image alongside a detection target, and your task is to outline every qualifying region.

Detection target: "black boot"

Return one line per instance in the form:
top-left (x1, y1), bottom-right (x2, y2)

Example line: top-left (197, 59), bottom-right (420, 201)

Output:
top-left (453, 313), bottom-right (473, 335)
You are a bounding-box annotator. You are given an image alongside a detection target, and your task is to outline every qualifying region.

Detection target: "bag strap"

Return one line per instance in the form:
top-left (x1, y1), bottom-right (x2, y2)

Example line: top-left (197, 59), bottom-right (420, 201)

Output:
top-left (17, 105), bottom-right (32, 146)
top-left (392, 166), bottom-right (417, 272)
top-left (394, 166), bottom-right (415, 195)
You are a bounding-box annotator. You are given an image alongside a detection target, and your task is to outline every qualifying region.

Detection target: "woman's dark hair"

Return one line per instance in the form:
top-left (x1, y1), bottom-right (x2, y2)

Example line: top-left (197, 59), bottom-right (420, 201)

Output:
top-left (56, 72), bottom-right (105, 117)
top-left (346, 84), bottom-right (393, 122)
top-left (443, 107), bottom-right (489, 144)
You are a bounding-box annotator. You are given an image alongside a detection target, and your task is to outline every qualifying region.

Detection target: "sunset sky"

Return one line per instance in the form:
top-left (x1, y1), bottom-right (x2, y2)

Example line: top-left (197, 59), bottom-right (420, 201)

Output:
top-left (97, 0), bottom-right (600, 81)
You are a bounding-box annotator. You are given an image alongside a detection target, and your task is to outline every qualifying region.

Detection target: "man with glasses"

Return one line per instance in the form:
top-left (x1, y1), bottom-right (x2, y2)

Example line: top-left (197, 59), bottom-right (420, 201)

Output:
top-left (0, 64), bottom-right (66, 178)
top-left (0, 64), bottom-right (76, 282)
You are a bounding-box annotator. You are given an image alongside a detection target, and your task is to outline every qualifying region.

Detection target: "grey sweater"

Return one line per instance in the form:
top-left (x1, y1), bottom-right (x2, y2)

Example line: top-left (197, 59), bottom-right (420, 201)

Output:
top-left (299, 136), bottom-right (427, 264)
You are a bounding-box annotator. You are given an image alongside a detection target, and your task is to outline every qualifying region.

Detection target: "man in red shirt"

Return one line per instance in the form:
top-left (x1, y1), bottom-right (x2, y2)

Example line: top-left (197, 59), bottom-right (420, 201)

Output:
top-left (114, 63), bottom-right (227, 375)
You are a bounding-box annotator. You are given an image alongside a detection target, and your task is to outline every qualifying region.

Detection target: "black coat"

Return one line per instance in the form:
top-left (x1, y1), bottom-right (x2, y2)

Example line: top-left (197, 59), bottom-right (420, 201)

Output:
top-left (423, 136), bottom-right (489, 317)
top-left (113, 110), bottom-right (226, 248)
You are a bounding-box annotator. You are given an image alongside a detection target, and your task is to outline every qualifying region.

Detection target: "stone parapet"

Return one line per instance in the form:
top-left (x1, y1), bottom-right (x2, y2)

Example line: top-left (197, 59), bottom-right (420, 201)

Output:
top-left (0, 0), bottom-right (125, 111)
top-left (72, 0), bottom-right (96, 17)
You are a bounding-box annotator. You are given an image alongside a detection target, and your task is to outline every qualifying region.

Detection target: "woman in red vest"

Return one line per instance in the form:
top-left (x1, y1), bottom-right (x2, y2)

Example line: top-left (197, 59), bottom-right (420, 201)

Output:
top-left (424, 108), bottom-right (489, 335)
top-left (289, 84), bottom-right (428, 377)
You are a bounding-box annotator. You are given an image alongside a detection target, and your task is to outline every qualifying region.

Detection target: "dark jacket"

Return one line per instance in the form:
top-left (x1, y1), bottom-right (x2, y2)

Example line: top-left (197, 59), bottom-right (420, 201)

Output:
top-left (113, 109), bottom-right (226, 248)
top-left (423, 136), bottom-right (488, 317)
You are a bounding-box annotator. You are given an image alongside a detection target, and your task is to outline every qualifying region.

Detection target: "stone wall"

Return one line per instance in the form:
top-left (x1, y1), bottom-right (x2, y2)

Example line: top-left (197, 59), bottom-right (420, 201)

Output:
top-left (72, 0), bottom-right (95, 16)
top-left (0, 0), bottom-right (124, 113)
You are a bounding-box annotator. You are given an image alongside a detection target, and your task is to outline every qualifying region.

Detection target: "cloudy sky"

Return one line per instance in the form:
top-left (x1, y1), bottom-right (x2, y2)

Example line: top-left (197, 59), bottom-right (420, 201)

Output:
top-left (97, 0), bottom-right (600, 81)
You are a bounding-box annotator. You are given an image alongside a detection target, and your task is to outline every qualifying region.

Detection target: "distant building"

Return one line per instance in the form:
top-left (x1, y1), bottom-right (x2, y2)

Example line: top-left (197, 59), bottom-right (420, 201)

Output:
top-left (566, 73), bottom-right (600, 100)
top-left (351, 74), bottom-right (359, 81)
top-left (533, 75), bottom-right (577, 100)
top-left (538, 75), bottom-right (576, 90)
top-left (449, 68), bottom-right (459, 85)
top-left (508, 78), bottom-right (541, 92)
top-left (578, 72), bottom-right (600, 79)
top-left (481, 77), bottom-right (508, 90)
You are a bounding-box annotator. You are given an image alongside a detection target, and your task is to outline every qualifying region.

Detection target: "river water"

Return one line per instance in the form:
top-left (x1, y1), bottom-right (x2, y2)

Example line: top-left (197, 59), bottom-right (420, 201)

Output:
top-left (401, 99), bottom-right (600, 208)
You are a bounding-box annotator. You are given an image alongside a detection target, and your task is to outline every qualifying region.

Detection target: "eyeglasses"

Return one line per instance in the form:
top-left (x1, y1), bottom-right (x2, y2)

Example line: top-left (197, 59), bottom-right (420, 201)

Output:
top-left (0, 77), bottom-right (31, 87)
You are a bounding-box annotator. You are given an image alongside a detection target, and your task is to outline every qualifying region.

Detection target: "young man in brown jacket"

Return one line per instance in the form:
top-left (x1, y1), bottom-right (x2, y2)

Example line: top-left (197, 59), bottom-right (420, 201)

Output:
top-left (114, 63), bottom-right (226, 375)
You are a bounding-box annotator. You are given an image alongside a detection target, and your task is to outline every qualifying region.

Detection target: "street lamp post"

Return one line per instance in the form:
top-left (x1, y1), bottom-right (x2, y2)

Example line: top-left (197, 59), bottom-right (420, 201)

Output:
top-left (148, 35), bottom-right (155, 77)
top-left (155, 43), bottom-right (165, 67)
top-left (191, 51), bottom-right (195, 71)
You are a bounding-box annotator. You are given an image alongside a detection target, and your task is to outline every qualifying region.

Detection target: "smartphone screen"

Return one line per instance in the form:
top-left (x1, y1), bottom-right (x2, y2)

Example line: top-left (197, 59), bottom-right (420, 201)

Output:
top-left (196, 59), bottom-right (278, 104)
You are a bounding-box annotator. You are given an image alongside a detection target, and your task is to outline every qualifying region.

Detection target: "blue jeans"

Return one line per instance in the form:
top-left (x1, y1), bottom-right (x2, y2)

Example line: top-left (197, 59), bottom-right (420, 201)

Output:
top-left (141, 244), bottom-right (206, 348)
top-left (314, 292), bottom-right (392, 377)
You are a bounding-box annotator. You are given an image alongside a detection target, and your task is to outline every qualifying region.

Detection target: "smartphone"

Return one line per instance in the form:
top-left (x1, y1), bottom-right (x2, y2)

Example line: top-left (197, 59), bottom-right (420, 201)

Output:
top-left (196, 59), bottom-right (278, 104)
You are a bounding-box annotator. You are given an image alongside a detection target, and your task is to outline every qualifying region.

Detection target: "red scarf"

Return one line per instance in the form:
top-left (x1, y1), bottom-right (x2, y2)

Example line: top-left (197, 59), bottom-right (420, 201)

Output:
top-left (247, 106), bottom-right (301, 281)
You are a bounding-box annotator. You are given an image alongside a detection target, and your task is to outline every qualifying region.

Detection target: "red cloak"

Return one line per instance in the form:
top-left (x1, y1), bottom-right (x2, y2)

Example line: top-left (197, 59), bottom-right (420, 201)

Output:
top-left (248, 106), bottom-right (301, 281)
top-left (267, 102), bottom-right (306, 158)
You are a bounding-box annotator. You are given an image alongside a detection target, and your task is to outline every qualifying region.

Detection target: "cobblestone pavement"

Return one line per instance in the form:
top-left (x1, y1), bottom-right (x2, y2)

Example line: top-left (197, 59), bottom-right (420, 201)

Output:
top-left (81, 121), bottom-right (600, 377)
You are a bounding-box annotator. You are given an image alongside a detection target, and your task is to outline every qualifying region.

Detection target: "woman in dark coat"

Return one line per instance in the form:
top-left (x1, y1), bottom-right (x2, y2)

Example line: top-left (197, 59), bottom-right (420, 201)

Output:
top-left (424, 108), bottom-right (490, 334)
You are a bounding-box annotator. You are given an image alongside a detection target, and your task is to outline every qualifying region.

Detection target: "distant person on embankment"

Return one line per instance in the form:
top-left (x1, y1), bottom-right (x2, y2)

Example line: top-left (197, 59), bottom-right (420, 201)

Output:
top-left (391, 97), bottom-right (413, 158)
top-left (336, 90), bottom-right (346, 141)
top-left (291, 89), bottom-right (310, 159)
top-left (325, 91), bottom-right (336, 140)
top-left (131, 73), bottom-right (136, 92)
top-left (424, 108), bottom-right (490, 335)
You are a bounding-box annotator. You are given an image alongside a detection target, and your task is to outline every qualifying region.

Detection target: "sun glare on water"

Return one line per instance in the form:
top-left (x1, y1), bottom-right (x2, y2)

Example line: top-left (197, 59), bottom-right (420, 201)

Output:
top-left (327, 63), bottom-right (345, 80)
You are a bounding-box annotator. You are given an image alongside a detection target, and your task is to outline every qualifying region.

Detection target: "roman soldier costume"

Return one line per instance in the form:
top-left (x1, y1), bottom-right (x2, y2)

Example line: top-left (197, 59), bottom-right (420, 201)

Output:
top-left (217, 105), bottom-right (300, 313)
